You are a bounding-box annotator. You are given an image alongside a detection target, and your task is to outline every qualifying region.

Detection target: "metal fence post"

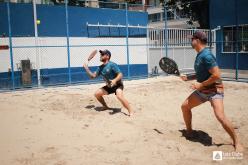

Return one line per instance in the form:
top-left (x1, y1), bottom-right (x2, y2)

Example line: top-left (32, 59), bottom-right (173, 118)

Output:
top-left (32, 0), bottom-right (41, 87)
top-left (235, 0), bottom-right (239, 80)
top-left (164, 1), bottom-right (168, 57)
top-left (146, 27), bottom-right (150, 77)
top-left (7, 2), bottom-right (15, 90)
top-left (125, 3), bottom-right (130, 79)
top-left (65, 0), bottom-right (71, 84)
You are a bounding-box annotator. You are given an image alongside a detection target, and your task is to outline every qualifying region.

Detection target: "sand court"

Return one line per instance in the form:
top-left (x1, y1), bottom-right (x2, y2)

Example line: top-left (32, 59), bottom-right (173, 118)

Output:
top-left (0, 76), bottom-right (247, 165)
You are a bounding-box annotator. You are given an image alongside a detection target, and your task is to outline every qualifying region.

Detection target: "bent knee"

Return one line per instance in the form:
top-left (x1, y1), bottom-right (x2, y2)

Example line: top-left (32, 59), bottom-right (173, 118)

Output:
top-left (94, 92), bottom-right (99, 98)
top-left (94, 90), bottom-right (104, 98)
top-left (181, 101), bottom-right (189, 111)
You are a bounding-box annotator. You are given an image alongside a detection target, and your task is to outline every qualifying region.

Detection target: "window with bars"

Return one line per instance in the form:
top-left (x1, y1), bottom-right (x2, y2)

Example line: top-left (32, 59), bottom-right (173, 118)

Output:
top-left (223, 25), bottom-right (248, 53)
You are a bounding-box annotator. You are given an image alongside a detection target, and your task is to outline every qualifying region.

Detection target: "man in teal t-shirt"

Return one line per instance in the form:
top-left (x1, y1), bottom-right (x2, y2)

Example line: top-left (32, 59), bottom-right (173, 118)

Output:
top-left (83, 49), bottom-right (133, 117)
top-left (194, 46), bottom-right (224, 94)
top-left (95, 60), bottom-right (123, 86)
top-left (180, 31), bottom-right (243, 151)
top-left (195, 48), bottom-right (217, 82)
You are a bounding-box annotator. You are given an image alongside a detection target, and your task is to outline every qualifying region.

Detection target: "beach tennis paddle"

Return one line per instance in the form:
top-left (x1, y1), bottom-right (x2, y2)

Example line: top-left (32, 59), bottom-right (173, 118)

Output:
top-left (159, 57), bottom-right (195, 80)
top-left (87, 49), bottom-right (98, 65)
top-left (159, 57), bottom-right (180, 76)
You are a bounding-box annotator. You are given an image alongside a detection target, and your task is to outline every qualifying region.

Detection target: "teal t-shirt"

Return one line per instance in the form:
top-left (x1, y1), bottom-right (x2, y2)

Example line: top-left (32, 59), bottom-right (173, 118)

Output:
top-left (95, 61), bottom-right (121, 82)
top-left (194, 48), bottom-right (217, 83)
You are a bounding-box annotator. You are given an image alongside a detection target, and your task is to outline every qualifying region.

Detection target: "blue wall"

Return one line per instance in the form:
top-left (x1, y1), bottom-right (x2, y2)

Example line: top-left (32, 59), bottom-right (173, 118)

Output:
top-left (209, 0), bottom-right (248, 28)
top-left (0, 2), bottom-right (148, 37)
top-left (215, 30), bottom-right (248, 70)
top-left (0, 3), bottom-right (35, 37)
top-left (209, 0), bottom-right (248, 70)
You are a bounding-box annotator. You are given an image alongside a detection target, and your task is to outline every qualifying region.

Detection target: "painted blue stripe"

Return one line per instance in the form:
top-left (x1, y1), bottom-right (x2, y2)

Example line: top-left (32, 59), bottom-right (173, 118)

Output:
top-left (0, 64), bottom-right (148, 88)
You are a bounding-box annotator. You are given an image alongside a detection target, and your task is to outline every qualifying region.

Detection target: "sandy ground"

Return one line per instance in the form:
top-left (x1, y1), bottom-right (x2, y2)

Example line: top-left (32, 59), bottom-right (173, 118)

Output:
top-left (0, 76), bottom-right (247, 165)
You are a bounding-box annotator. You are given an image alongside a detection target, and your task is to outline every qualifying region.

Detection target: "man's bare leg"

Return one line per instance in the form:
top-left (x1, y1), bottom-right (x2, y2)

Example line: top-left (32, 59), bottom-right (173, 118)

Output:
top-left (211, 99), bottom-right (243, 152)
top-left (94, 88), bottom-right (109, 110)
top-left (181, 92), bottom-right (205, 135)
top-left (116, 89), bottom-right (133, 116)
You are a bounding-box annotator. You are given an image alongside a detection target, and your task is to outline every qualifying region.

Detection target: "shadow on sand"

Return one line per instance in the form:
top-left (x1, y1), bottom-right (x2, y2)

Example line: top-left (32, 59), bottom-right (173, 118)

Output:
top-left (179, 129), bottom-right (233, 148)
top-left (85, 105), bottom-right (128, 116)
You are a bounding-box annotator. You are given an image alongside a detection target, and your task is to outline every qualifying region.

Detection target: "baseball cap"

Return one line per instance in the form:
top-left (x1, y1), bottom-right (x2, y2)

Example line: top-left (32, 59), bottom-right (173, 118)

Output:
top-left (99, 49), bottom-right (111, 58)
top-left (189, 31), bottom-right (208, 44)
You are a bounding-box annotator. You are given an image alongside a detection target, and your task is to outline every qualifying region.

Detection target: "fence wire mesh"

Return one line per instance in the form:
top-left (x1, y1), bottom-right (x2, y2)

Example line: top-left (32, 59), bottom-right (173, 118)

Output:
top-left (0, 1), bottom-right (248, 91)
top-left (0, 1), bottom-right (149, 90)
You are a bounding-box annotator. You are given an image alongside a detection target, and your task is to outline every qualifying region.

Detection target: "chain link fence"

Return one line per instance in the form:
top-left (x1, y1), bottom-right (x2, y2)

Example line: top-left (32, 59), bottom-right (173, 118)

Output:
top-left (0, 1), bottom-right (148, 91)
top-left (1, 1), bottom-right (248, 91)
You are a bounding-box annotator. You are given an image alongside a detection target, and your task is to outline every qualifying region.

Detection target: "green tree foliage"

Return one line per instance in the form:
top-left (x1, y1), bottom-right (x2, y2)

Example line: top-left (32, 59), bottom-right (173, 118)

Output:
top-left (160, 0), bottom-right (209, 28)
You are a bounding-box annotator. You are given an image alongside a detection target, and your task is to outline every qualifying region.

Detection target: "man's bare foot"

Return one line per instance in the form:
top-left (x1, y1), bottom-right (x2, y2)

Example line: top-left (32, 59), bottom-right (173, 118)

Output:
top-left (234, 143), bottom-right (244, 152)
top-left (128, 110), bottom-right (134, 117)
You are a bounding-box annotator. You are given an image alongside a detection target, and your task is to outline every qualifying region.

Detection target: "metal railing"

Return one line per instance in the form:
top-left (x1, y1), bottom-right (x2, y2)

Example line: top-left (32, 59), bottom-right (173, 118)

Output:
top-left (148, 28), bottom-right (215, 48)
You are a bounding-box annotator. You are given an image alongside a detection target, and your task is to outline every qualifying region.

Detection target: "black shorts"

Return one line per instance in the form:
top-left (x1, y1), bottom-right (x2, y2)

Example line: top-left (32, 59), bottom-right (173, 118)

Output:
top-left (102, 82), bottom-right (124, 95)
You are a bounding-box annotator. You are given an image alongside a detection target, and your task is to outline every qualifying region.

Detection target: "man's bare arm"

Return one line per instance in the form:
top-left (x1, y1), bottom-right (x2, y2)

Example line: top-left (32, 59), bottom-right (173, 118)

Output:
top-left (201, 66), bottom-right (221, 87)
top-left (83, 63), bottom-right (97, 79)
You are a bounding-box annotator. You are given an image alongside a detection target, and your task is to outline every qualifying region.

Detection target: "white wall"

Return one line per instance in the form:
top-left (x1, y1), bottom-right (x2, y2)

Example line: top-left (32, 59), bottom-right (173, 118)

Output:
top-left (0, 37), bottom-right (147, 72)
